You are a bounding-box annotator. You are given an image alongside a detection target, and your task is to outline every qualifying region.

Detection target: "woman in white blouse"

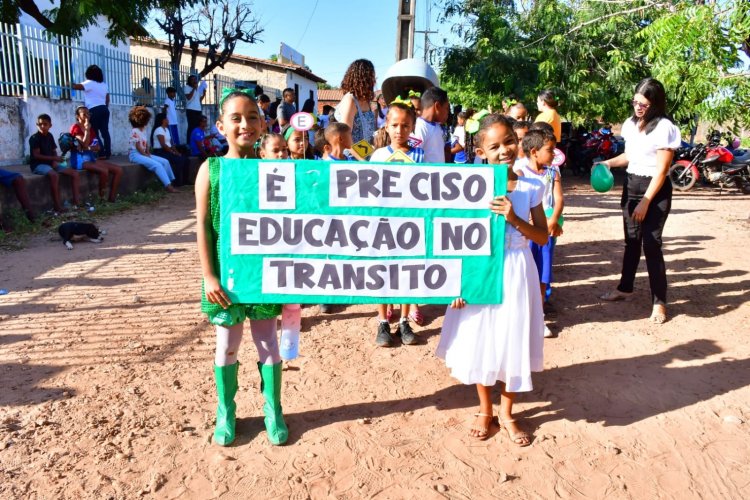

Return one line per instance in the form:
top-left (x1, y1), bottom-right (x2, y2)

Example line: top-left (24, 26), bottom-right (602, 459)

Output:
top-left (72, 65), bottom-right (111, 158)
top-left (599, 78), bottom-right (681, 324)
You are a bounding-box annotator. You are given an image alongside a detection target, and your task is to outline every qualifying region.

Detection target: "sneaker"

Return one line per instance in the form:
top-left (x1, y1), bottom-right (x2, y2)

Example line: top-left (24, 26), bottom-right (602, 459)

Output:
top-left (375, 322), bottom-right (394, 347)
top-left (400, 321), bottom-right (418, 345)
top-left (543, 325), bottom-right (554, 338)
top-left (319, 304), bottom-right (332, 314)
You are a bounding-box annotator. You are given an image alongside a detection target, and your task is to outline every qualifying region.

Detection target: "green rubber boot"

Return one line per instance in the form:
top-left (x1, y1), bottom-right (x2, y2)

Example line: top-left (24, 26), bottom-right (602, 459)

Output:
top-left (257, 362), bottom-right (288, 445)
top-left (213, 362), bottom-right (239, 446)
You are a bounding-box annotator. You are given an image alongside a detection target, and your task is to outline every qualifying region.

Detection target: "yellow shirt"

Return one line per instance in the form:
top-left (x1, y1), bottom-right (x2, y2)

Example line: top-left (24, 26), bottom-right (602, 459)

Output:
top-left (535, 109), bottom-right (561, 142)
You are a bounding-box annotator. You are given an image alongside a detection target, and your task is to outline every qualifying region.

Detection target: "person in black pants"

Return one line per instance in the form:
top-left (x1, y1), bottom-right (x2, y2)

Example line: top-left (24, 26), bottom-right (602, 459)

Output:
top-left (598, 78), bottom-right (682, 324)
top-left (184, 75), bottom-right (205, 141)
top-left (72, 65), bottom-right (111, 158)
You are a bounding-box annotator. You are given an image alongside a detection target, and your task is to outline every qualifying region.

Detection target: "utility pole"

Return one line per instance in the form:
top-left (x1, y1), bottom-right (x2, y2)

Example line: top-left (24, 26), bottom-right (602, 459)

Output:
top-left (395, 0), bottom-right (416, 61)
top-left (414, 0), bottom-right (437, 63)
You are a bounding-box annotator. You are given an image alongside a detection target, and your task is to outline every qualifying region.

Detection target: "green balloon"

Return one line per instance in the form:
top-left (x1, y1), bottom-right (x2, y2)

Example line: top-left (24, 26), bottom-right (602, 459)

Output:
top-left (591, 163), bottom-right (614, 193)
top-left (465, 119), bottom-right (480, 134)
top-left (544, 207), bottom-right (564, 227)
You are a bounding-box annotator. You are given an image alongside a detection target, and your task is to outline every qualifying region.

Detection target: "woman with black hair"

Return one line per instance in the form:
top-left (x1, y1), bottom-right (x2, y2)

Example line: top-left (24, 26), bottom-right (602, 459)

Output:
top-left (375, 93), bottom-right (388, 129)
top-left (72, 65), bottom-right (111, 158)
top-left (534, 90), bottom-right (561, 142)
top-left (599, 78), bottom-right (682, 324)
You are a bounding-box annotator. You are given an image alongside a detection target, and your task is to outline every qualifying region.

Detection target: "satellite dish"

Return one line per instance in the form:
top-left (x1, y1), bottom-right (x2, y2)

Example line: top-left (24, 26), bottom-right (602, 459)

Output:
top-left (381, 58), bottom-right (440, 104)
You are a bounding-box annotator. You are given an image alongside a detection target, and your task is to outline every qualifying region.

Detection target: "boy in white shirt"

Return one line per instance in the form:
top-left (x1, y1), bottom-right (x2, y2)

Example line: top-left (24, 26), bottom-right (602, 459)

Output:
top-left (411, 87), bottom-right (450, 163)
top-left (162, 87), bottom-right (181, 146)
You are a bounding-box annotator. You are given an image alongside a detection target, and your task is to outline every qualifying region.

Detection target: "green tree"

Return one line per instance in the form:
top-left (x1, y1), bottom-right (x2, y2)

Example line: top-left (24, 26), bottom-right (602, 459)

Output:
top-left (439, 0), bottom-right (750, 129)
top-left (0, 0), bottom-right (192, 42)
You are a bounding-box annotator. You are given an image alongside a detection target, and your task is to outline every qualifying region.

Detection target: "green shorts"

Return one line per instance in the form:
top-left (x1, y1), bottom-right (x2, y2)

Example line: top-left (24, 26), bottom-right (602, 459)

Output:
top-left (204, 303), bottom-right (282, 327)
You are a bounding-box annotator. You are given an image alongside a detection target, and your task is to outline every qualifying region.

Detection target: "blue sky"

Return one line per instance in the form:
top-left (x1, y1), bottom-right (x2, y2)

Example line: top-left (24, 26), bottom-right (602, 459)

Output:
top-left (146, 0), bottom-right (454, 87)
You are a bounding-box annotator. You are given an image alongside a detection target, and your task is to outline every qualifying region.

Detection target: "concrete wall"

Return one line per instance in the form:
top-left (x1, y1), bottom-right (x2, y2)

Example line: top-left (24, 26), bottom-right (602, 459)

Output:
top-left (0, 96), bottom-right (202, 165)
top-left (0, 97), bottom-right (25, 163)
top-left (21, 97), bottom-right (134, 157)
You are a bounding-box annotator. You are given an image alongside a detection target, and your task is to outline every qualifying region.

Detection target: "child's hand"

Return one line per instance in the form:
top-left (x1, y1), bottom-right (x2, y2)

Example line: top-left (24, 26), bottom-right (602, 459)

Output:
top-left (204, 276), bottom-right (231, 309)
top-left (548, 220), bottom-right (563, 237)
top-left (450, 297), bottom-right (466, 309)
top-left (490, 196), bottom-right (519, 226)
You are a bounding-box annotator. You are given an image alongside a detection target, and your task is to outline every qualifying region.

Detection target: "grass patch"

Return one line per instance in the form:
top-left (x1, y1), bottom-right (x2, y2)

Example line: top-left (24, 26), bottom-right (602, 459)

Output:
top-left (0, 182), bottom-right (167, 251)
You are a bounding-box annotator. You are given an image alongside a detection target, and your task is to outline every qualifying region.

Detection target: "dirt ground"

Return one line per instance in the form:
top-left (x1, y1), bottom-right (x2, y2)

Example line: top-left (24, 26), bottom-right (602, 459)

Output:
top-left (0, 176), bottom-right (749, 500)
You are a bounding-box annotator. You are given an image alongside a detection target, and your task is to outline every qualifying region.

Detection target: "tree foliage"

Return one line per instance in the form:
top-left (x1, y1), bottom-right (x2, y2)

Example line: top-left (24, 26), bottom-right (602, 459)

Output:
top-left (439, 0), bottom-right (750, 130)
top-left (0, 0), bottom-right (192, 43)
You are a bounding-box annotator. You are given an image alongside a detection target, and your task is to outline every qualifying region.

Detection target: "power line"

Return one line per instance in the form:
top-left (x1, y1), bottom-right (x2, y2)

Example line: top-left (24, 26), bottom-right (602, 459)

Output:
top-left (296, 0), bottom-right (320, 48)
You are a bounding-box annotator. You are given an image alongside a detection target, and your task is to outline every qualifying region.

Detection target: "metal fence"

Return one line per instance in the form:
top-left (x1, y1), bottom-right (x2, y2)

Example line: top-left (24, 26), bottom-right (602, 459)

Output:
top-left (0, 22), bottom-right (238, 114)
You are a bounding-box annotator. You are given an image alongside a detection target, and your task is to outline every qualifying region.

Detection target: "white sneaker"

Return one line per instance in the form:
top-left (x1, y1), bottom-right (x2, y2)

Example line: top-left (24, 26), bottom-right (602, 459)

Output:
top-left (543, 325), bottom-right (554, 338)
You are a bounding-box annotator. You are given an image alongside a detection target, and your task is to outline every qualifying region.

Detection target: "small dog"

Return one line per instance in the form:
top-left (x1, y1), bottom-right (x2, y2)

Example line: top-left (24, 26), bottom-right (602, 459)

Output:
top-left (58, 222), bottom-right (106, 250)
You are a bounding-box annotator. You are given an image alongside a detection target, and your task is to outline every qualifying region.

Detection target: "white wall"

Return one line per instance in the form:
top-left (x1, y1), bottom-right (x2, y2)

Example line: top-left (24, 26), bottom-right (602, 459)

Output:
top-left (287, 72), bottom-right (318, 114)
top-left (0, 96), bottom-right (204, 164)
top-left (17, 2), bottom-right (129, 52)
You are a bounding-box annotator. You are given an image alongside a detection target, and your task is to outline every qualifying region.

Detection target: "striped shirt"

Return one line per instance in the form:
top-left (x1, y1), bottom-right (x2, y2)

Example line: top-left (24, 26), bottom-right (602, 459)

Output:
top-left (369, 145), bottom-right (425, 163)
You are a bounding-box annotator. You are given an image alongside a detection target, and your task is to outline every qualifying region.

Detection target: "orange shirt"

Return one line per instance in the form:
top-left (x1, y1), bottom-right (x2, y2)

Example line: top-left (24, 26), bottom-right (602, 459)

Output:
top-left (535, 109), bottom-right (562, 142)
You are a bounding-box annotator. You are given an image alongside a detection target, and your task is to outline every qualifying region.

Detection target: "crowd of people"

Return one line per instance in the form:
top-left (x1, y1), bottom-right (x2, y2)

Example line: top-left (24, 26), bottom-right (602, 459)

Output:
top-left (0, 59), bottom-right (682, 450)
top-left (193, 54), bottom-right (682, 450)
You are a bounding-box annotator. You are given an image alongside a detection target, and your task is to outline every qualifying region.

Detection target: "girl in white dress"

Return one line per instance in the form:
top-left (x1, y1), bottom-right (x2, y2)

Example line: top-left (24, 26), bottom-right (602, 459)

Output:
top-left (436, 114), bottom-right (548, 446)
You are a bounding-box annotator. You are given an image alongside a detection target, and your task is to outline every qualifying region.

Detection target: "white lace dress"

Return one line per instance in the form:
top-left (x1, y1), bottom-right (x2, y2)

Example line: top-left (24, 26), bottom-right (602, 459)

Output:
top-left (436, 177), bottom-right (545, 392)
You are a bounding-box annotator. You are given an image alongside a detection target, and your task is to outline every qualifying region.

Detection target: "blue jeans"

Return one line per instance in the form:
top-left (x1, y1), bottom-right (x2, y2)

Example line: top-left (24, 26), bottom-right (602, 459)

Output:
top-left (168, 124), bottom-right (181, 146)
top-left (89, 105), bottom-right (111, 157)
top-left (128, 151), bottom-right (175, 187)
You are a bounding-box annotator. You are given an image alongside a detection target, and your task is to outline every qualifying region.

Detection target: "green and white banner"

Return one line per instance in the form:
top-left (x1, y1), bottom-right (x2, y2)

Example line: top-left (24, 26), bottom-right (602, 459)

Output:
top-left (219, 159), bottom-right (507, 304)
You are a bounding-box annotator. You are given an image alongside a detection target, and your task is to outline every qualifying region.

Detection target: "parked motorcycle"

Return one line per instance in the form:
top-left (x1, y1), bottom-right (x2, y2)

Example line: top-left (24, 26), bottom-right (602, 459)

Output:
top-left (568, 126), bottom-right (621, 176)
top-left (669, 131), bottom-right (750, 193)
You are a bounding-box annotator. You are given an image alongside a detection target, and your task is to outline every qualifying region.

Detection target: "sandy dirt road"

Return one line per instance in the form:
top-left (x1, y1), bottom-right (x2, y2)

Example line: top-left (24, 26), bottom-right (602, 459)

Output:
top-left (1, 178), bottom-right (748, 499)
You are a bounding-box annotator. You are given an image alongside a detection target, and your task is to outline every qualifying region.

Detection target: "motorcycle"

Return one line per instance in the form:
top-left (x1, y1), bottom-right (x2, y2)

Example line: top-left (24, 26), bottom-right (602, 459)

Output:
top-left (569, 126), bottom-right (621, 176)
top-left (669, 131), bottom-right (750, 193)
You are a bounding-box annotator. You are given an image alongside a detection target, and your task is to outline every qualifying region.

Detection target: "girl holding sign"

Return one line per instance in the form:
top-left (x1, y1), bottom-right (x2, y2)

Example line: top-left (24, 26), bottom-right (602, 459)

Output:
top-left (195, 89), bottom-right (290, 447)
top-left (437, 114), bottom-right (549, 446)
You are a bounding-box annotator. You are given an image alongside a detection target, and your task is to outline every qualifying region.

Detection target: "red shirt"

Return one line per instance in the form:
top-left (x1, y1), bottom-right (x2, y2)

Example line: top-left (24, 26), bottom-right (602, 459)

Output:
top-left (70, 123), bottom-right (97, 145)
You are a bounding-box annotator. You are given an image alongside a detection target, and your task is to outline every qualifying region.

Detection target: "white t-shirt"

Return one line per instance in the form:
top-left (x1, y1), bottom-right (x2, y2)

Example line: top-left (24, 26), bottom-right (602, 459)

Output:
top-left (129, 128), bottom-right (148, 152)
top-left (163, 97), bottom-right (178, 125)
top-left (517, 164), bottom-right (560, 211)
top-left (153, 126), bottom-right (172, 150)
top-left (184, 84), bottom-right (204, 111)
top-left (369, 145), bottom-right (425, 163)
top-left (82, 80), bottom-right (108, 108)
top-left (412, 117), bottom-right (445, 163)
top-left (512, 156), bottom-right (529, 174)
top-left (621, 118), bottom-right (681, 177)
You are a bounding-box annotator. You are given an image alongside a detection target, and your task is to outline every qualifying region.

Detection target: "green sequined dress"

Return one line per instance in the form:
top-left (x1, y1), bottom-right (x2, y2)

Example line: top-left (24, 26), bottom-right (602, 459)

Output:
top-left (201, 157), bottom-right (281, 326)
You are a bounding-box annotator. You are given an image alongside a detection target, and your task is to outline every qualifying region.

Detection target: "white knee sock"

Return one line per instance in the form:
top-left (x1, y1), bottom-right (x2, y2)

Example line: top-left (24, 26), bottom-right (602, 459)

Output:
top-left (250, 318), bottom-right (281, 365)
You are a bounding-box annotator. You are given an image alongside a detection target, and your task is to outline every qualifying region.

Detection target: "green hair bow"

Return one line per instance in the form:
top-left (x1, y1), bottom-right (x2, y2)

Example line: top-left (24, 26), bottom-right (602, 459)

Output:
top-left (219, 87), bottom-right (256, 108)
top-left (407, 90), bottom-right (421, 99)
top-left (391, 95), bottom-right (413, 107)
